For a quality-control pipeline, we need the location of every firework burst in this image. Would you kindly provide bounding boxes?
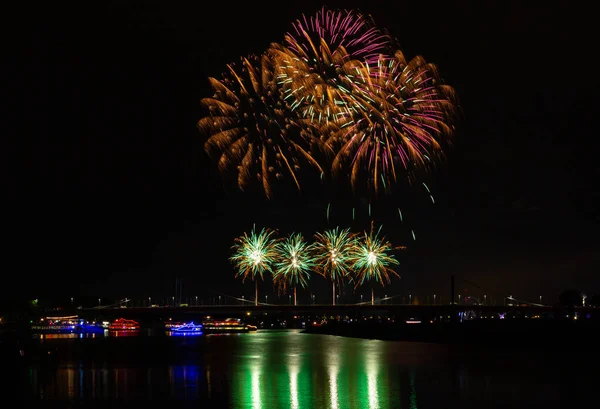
[328,50,459,195]
[312,226,358,304]
[286,6,392,67]
[230,225,279,305]
[269,7,393,145]
[198,53,324,199]
[199,8,459,201]
[273,233,314,305]
[351,222,403,304]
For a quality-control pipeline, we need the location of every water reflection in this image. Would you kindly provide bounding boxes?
[288,353,299,409]
[409,370,418,409]
[168,365,201,399]
[326,346,339,409]
[21,330,595,408]
[226,331,392,409]
[251,360,261,409]
[367,362,379,409]
[107,330,140,337]
[35,332,108,339]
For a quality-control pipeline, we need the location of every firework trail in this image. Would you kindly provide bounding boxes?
[273,233,314,305]
[230,225,279,305]
[312,226,358,304]
[198,53,324,199]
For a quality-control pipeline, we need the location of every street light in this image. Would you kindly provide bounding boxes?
[289,295,292,304]
[195,296,198,306]
[70,297,74,305]
[434,294,437,304]
[265,295,268,304]
[172,296,175,306]
[360,294,363,303]
[98,298,101,306]
[148,297,151,306]
[539,295,542,304]
[409,294,412,304]
[219,295,222,305]
[484,294,487,305]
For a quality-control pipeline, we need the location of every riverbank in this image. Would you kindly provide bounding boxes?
[302,319,599,347]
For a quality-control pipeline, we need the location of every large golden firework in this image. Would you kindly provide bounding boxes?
[198,53,324,199]
[198,8,458,199]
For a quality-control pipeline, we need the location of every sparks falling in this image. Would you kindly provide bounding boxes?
[273,233,314,305]
[351,222,403,304]
[230,225,279,305]
[312,226,358,305]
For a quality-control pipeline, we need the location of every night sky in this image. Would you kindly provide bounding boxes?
[8,1,598,305]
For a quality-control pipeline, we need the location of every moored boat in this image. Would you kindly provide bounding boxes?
[168,322,203,336]
[202,317,257,333]
[31,316,106,333]
[164,320,185,330]
[108,318,140,331]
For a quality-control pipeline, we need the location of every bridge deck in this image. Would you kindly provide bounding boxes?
[79,304,596,317]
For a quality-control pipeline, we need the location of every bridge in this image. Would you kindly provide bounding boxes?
[76,304,598,323]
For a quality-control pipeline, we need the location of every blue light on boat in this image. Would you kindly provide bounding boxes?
[169,322,203,336]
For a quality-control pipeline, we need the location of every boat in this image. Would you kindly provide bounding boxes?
[164,320,185,330]
[31,316,106,333]
[168,322,203,336]
[202,317,257,333]
[108,318,140,331]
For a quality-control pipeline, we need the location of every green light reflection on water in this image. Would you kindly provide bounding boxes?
[232,331,392,409]
[289,354,299,409]
[328,359,339,409]
[409,370,418,409]
[251,360,261,409]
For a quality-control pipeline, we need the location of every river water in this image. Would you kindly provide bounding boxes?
[12,329,596,408]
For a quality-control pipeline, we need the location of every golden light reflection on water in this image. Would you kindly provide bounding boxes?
[206,365,212,399]
[67,365,76,399]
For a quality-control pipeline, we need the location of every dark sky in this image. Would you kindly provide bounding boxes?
[8,0,599,305]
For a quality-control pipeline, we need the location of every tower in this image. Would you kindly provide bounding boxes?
[175,277,183,306]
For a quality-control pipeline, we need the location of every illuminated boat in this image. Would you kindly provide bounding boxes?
[168,322,203,336]
[108,318,140,331]
[202,317,257,333]
[164,321,185,330]
[31,316,106,333]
